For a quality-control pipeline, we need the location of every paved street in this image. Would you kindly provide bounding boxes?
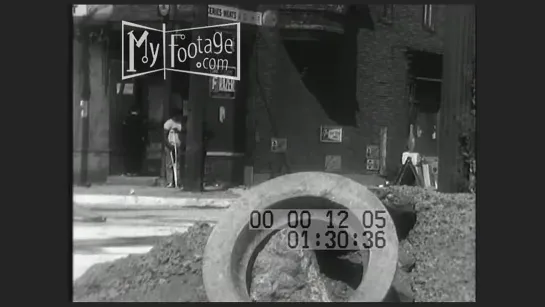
[73,207,227,281]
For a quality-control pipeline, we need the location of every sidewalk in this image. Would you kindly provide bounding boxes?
[73,185,245,209]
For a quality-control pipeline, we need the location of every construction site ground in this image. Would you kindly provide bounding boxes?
[73,206,226,281]
[73,185,475,302]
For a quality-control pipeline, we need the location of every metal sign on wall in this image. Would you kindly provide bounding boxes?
[271,138,288,153]
[366,159,380,171]
[210,66,236,99]
[366,145,380,159]
[366,145,380,172]
[320,126,343,143]
[325,155,342,171]
[208,4,262,25]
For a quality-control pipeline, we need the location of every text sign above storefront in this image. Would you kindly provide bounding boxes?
[208,4,262,25]
[210,66,236,99]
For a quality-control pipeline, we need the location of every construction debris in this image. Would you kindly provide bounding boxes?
[73,186,475,302]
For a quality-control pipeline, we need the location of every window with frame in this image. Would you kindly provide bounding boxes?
[423,4,435,31]
[380,4,394,25]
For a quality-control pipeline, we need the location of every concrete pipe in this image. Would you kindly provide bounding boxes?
[203,172,398,302]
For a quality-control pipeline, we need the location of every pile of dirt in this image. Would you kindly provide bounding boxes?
[381,186,476,302]
[73,223,212,302]
[73,186,475,302]
[251,230,415,302]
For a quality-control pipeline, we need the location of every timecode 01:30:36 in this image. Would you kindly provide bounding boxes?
[247,209,390,250]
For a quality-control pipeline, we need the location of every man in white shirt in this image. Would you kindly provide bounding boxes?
[163,109,185,188]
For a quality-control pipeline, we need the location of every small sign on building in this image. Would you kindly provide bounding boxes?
[116,82,134,95]
[320,126,343,143]
[366,159,380,172]
[271,138,287,153]
[366,145,380,159]
[123,83,134,95]
[208,4,262,25]
[325,155,342,171]
[210,67,236,99]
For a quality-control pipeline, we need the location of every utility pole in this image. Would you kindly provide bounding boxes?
[237,4,259,180]
[184,4,209,191]
[160,5,175,182]
[74,6,113,186]
[78,27,91,186]
[437,5,475,193]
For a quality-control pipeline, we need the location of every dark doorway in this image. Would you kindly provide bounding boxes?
[407,50,442,157]
[109,73,148,176]
[121,83,147,175]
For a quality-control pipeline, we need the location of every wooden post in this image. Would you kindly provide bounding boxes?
[160,5,176,183]
[184,4,209,191]
[79,28,91,186]
[437,5,475,193]
[379,127,388,177]
[237,4,259,187]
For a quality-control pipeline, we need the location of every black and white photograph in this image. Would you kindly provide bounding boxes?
[72,3,476,302]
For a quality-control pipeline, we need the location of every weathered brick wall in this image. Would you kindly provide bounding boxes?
[247,4,446,178]
[73,37,110,182]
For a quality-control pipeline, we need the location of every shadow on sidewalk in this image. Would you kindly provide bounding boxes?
[74,205,107,223]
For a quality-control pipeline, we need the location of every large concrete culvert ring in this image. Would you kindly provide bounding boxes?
[203,172,399,302]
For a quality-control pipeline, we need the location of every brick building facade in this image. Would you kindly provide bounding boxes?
[73,4,447,185]
[246,4,446,181]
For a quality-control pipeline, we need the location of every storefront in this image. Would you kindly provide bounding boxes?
[73,5,447,186]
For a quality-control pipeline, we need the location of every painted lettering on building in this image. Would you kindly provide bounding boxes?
[212,78,235,92]
[210,66,236,99]
[208,5,238,21]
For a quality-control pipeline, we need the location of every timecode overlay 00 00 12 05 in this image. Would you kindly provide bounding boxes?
[248,209,390,250]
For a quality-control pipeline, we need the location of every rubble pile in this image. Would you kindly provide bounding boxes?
[250,229,333,302]
[387,186,476,302]
[73,186,475,302]
[73,223,212,302]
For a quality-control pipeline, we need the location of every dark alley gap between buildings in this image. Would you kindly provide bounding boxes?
[407,50,442,157]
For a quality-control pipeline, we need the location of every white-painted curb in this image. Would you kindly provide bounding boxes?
[73,194,237,209]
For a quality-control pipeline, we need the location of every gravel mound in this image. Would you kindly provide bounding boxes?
[73,186,475,302]
[382,186,476,302]
[73,223,212,302]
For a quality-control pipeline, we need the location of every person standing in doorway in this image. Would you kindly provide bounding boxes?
[163,109,185,188]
